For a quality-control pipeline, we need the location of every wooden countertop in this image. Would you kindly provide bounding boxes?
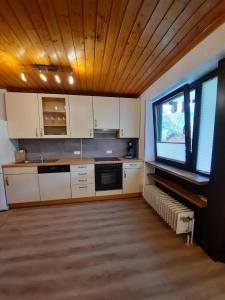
[2,157,143,168]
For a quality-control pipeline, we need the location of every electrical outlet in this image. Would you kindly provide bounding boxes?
[106,150,112,154]
[73,151,81,155]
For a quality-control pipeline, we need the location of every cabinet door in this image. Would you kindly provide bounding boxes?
[38,173,71,200]
[4,174,40,203]
[120,98,140,138]
[93,96,119,129]
[38,94,70,138]
[69,95,93,138]
[123,168,143,194]
[6,92,40,138]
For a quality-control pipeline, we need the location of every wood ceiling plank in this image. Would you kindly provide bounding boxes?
[126,0,223,95]
[68,0,87,91]
[0,0,39,66]
[21,0,60,90]
[52,0,84,92]
[9,0,49,65]
[0,0,50,89]
[105,0,158,93]
[97,0,129,92]
[118,0,191,94]
[0,0,223,95]
[83,0,98,92]
[103,0,143,92]
[113,0,174,93]
[92,0,113,92]
[37,0,70,91]
[137,11,225,95]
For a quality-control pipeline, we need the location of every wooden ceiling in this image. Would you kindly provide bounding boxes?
[0,0,225,97]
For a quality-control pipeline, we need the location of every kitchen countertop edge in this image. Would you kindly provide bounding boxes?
[2,158,143,168]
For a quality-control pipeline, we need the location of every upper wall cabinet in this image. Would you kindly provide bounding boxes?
[93,96,119,129]
[119,98,140,138]
[6,92,40,138]
[69,95,93,138]
[38,94,70,138]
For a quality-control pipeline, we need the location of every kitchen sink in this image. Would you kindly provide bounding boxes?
[16,159,59,164]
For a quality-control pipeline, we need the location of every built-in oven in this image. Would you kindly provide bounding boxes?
[95,163,122,191]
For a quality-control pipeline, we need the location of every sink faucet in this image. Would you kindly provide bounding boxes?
[39,153,44,163]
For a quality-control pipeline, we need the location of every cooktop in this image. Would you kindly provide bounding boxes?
[94,157,121,162]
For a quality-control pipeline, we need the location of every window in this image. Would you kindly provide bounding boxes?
[155,91,186,163]
[196,77,218,174]
[189,89,196,150]
[153,71,218,175]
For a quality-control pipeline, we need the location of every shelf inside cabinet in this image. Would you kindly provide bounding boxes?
[44,125,66,127]
[43,110,66,114]
[148,173,207,208]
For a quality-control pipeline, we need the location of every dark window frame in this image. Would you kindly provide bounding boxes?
[153,69,218,176]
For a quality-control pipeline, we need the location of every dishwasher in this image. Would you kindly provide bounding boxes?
[38,165,71,201]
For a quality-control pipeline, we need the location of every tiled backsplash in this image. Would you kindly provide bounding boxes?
[18,138,138,160]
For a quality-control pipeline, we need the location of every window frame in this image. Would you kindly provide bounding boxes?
[153,84,190,170]
[152,70,218,176]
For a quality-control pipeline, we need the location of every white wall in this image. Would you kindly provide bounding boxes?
[139,22,225,161]
[0,90,18,169]
[0,90,6,121]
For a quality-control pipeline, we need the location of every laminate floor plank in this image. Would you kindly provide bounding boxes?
[0,198,224,300]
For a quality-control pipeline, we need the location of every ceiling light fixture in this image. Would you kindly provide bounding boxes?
[68,73,74,85]
[20,72,27,82]
[54,74,61,84]
[20,66,27,82]
[40,72,47,82]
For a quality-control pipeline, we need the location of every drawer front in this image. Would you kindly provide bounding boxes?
[71,164,94,172]
[72,184,95,198]
[4,167,38,175]
[71,169,94,178]
[123,162,143,169]
[71,176,95,185]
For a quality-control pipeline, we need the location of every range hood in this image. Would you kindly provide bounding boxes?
[94,129,119,139]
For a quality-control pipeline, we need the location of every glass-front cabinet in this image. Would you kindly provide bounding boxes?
[38,94,70,138]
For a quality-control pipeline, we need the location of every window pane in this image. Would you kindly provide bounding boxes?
[155,92,186,163]
[197,77,218,174]
[190,89,196,150]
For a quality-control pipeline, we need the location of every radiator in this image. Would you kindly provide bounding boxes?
[144,185,195,244]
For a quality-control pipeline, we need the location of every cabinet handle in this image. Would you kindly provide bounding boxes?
[78,179,87,182]
[40,128,43,136]
[5,177,9,186]
[79,186,88,189]
[36,128,38,137]
[78,172,87,176]
[89,129,93,137]
[121,129,124,137]
[94,120,97,128]
[124,171,126,179]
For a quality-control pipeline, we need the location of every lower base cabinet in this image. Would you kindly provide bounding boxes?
[4,167,40,204]
[123,163,143,194]
[71,164,95,198]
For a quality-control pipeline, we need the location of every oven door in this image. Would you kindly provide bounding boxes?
[95,164,122,191]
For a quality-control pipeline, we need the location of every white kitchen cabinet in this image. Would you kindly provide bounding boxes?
[119,98,140,138]
[4,167,40,203]
[38,172,71,200]
[71,164,95,198]
[6,92,40,138]
[38,94,70,138]
[69,95,93,138]
[93,96,119,129]
[123,162,143,194]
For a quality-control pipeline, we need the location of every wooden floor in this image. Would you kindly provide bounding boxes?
[0,198,225,300]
